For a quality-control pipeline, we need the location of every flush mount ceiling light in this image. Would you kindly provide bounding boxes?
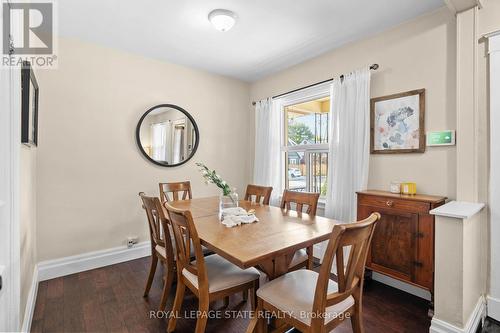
[208,9,236,32]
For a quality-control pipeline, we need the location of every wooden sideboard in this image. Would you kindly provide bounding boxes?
[357,190,446,299]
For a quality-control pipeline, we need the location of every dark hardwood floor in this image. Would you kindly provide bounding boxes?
[482,317,500,333]
[31,256,431,333]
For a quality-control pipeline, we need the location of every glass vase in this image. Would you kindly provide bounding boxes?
[219,190,239,213]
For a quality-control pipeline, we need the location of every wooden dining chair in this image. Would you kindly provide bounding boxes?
[159,181,192,202]
[280,189,321,270]
[244,184,273,205]
[159,181,212,258]
[164,202,261,333]
[139,192,175,311]
[249,213,380,333]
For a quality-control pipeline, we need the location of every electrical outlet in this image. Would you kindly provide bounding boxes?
[127,236,139,248]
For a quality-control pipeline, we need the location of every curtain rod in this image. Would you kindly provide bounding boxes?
[251,63,379,106]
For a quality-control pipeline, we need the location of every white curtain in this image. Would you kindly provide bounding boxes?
[172,126,184,164]
[151,122,168,162]
[325,66,371,223]
[253,98,283,205]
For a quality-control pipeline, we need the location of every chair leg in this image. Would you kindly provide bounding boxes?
[195,295,210,333]
[256,298,267,333]
[306,246,314,270]
[159,262,174,311]
[246,317,258,333]
[351,311,363,333]
[223,296,230,308]
[143,254,158,297]
[167,280,186,333]
[350,288,364,333]
[250,279,259,311]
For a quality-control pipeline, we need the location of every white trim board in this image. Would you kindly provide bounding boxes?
[21,266,38,333]
[372,272,431,301]
[429,201,485,219]
[38,241,151,281]
[487,295,500,322]
[488,32,500,326]
[430,296,485,333]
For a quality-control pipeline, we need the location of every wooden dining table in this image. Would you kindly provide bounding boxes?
[168,196,340,279]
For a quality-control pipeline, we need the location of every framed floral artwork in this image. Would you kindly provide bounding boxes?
[370,89,425,154]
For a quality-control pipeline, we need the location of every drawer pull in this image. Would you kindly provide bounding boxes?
[386,200,394,207]
[413,261,424,268]
[414,232,424,239]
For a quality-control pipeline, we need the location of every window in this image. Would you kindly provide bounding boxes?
[283,93,330,196]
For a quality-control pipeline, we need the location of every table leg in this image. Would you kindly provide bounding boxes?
[272,254,294,278]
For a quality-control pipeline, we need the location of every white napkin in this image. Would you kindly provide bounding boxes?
[221,208,259,227]
[221,207,247,216]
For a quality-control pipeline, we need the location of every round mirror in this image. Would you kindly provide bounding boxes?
[136,104,199,167]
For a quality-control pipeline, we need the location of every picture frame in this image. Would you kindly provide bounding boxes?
[21,61,39,146]
[370,89,425,154]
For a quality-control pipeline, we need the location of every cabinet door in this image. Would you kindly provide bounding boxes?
[363,206,418,282]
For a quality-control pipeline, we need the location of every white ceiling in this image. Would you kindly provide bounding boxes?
[58,0,444,82]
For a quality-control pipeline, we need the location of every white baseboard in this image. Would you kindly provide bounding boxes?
[487,295,500,321]
[372,272,431,301]
[38,241,151,281]
[21,265,38,333]
[430,296,486,333]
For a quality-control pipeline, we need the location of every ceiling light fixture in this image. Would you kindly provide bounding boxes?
[208,9,236,32]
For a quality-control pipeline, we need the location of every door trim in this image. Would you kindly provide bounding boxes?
[0,1,22,329]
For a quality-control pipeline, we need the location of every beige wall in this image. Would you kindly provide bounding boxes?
[20,145,37,323]
[250,7,457,200]
[36,38,251,261]
[478,0,500,35]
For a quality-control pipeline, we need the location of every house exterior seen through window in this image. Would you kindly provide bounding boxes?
[284,96,330,196]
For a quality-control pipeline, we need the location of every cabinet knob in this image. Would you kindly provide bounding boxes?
[413,261,424,268]
[386,200,394,207]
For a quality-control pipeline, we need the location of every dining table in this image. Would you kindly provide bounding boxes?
[167,196,341,279]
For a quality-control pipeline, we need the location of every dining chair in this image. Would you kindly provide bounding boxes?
[139,192,175,311]
[250,212,380,333]
[280,189,320,270]
[160,182,213,260]
[164,202,261,333]
[159,181,192,202]
[244,184,273,205]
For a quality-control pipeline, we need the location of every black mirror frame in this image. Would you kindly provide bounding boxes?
[135,104,200,167]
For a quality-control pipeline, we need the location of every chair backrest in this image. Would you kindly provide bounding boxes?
[244,184,273,205]
[163,202,209,291]
[280,190,320,216]
[311,213,380,324]
[159,181,192,202]
[139,192,174,259]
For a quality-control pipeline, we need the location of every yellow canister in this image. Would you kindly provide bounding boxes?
[401,182,417,195]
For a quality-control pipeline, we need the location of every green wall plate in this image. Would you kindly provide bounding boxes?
[426,130,455,146]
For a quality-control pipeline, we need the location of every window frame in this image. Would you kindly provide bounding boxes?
[275,82,332,196]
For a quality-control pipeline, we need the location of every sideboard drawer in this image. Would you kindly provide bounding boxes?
[358,194,430,213]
